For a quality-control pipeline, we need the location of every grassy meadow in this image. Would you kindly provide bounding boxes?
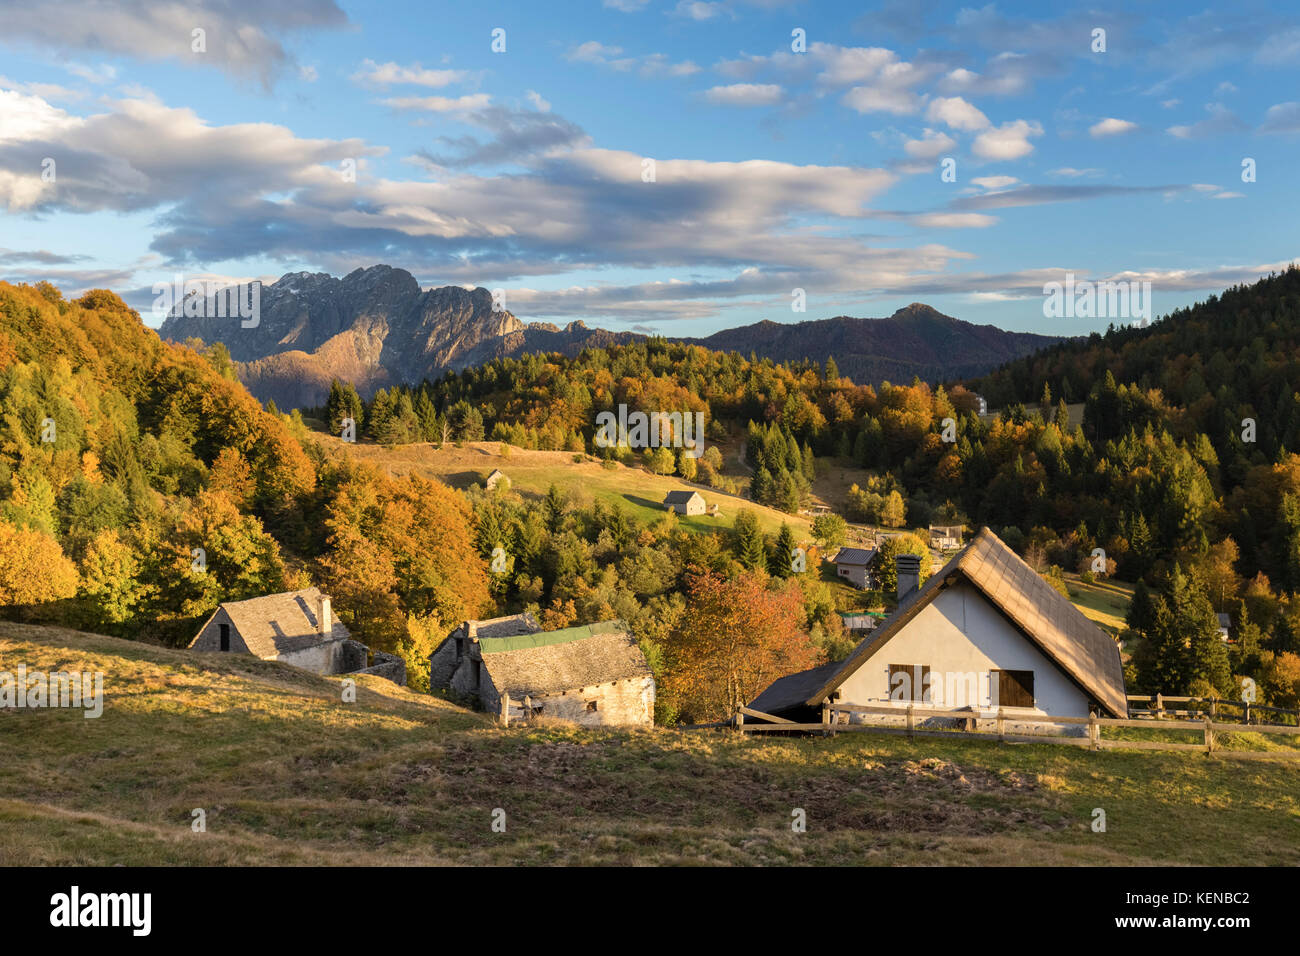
[4,624,1298,867]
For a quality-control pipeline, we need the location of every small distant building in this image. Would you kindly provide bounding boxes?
[929,524,965,550]
[485,468,506,490]
[976,394,988,416]
[1216,613,1232,642]
[832,547,878,590]
[429,615,653,726]
[188,587,405,685]
[840,612,878,632]
[663,489,706,515]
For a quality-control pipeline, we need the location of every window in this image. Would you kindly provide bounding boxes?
[219,621,230,652]
[991,670,1034,708]
[585,700,598,713]
[888,664,930,703]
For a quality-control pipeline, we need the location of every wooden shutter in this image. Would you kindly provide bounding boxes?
[889,664,930,702]
[992,670,1034,708]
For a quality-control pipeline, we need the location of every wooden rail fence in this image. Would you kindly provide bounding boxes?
[728,700,1300,760]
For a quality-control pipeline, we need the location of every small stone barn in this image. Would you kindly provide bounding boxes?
[749,528,1126,725]
[485,468,506,490]
[189,587,405,685]
[663,489,705,515]
[430,617,654,726]
[831,547,877,589]
[929,524,965,550]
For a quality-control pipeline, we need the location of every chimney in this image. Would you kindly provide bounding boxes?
[896,554,921,603]
[318,594,332,636]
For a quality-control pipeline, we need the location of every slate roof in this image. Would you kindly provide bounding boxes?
[751,527,1127,718]
[473,612,541,639]
[478,620,651,698]
[194,587,349,658]
[663,489,703,504]
[833,547,877,566]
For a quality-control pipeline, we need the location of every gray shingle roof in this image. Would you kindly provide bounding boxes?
[478,620,651,698]
[833,547,876,566]
[201,587,349,658]
[663,490,702,504]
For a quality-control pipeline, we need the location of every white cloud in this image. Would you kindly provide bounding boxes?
[703,83,783,107]
[971,119,1043,160]
[383,94,493,113]
[903,129,957,160]
[971,175,1018,190]
[351,60,467,88]
[526,90,551,113]
[1089,117,1138,138]
[1260,101,1300,134]
[926,96,991,131]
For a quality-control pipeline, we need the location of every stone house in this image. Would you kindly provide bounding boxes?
[188,587,405,685]
[429,616,654,726]
[831,547,877,589]
[749,528,1126,727]
[485,468,507,490]
[663,489,705,515]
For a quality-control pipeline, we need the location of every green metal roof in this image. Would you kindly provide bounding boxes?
[478,619,628,654]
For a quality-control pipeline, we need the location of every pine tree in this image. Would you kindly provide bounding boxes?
[770,522,797,577]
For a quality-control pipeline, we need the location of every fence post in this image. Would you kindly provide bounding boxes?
[996,707,1005,742]
[500,692,510,727]
[822,698,831,737]
[523,695,532,723]
[1209,698,1217,720]
[1204,715,1215,755]
[1155,692,1163,719]
[1088,710,1098,751]
[1243,700,1251,725]
[735,708,744,733]
[906,703,915,740]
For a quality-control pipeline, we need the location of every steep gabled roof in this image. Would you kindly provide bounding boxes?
[478,620,651,698]
[767,528,1126,717]
[663,489,703,504]
[193,587,349,658]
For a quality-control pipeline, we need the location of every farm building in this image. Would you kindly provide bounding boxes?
[485,468,507,490]
[429,616,654,726]
[749,527,1126,725]
[663,489,706,515]
[831,547,877,589]
[188,588,406,684]
[929,524,964,550]
[1217,613,1232,642]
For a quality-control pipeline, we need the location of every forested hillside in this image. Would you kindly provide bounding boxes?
[324,268,1300,706]
[0,281,490,679]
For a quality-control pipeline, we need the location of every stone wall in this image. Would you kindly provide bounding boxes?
[356,651,406,686]
[488,675,654,727]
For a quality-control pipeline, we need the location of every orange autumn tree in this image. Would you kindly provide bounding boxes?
[663,566,820,723]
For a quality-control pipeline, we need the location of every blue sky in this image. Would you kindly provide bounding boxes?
[0,0,1297,336]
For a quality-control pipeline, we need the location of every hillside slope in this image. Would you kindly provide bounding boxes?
[3,623,1298,866]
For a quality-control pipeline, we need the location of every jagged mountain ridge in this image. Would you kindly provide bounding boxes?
[159,265,1065,408]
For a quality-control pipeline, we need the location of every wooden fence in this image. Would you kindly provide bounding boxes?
[728,700,1300,760]
[1125,693,1298,725]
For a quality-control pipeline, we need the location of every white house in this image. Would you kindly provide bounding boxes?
[748,528,1127,726]
[831,547,877,589]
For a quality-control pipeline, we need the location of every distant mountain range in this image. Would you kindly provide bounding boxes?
[159,265,1066,408]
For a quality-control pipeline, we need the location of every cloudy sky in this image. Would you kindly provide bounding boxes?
[0,0,1296,336]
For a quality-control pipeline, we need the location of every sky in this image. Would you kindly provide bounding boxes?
[0,0,1297,337]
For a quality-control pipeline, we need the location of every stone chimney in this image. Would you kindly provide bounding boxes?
[318,594,332,636]
[896,554,921,603]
